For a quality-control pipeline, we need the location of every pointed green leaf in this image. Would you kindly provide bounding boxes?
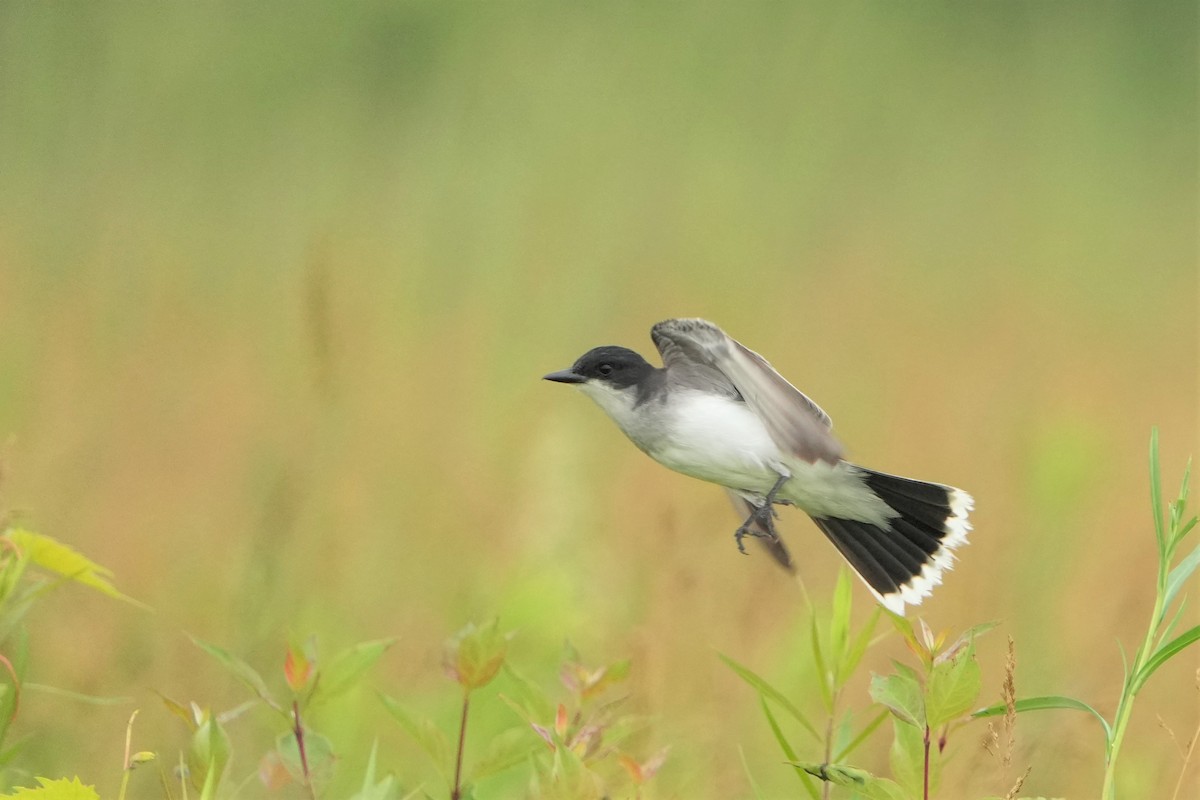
[468,726,537,782]
[0,777,101,799]
[972,695,1111,739]
[869,671,925,728]
[718,652,821,741]
[889,716,927,797]
[809,614,833,710]
[499,663,554,723]
[830,569,852,669]
[737,745,768,800]
[188,716,231,793]
[310,638,397,707]
[188,635,278,708]
[838,607,881,686]
[1162,542,1200,619]
[348,740,397,800]
[4,529,146,608]
[833,708,890,762]
[378,692,452,779]
[759,698,821,800]
[1135,624,1200,692]
[1156,596,1189,653]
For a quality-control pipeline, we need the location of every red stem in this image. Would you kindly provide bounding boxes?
[451,692,470,800]
[923,724,931,800]
[293,700,317,800]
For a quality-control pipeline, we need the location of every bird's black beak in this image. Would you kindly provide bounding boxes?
[543,368,586,384]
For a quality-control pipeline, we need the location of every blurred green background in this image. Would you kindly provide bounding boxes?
[0,2,1196,797]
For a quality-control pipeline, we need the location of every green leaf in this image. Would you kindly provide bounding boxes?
[792,762,910,800]
[444,620,511,691]
[973,695,1111,740]
[378,692,452,779]
[1162,542,1200,619]
[718,652,821,741]
[926,646,981,728]
[0,778,101,799]
[829,569,852,672]
[188,635,278,708]
[188,716,231,793]
[348,740,397,800]
[869,671,925,728]
[277,727,336,783]
[4,529,146,608]
[809,614,833,710]
[833,708,890,762]
[468,726,537,782]
[839,607,881,686]
[1171,514,1197,550]
[760,699,821,800]
[889,717,927,798]
[737,745,767,800]
[310,638,397,707]
[1135,624,1200,692]
[499,663,554,723]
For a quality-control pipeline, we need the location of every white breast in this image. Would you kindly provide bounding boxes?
[576,382,890,524]
[650,392,783,490]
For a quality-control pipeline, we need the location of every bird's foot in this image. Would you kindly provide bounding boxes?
[734,502,779,554]
[733,473,790,555]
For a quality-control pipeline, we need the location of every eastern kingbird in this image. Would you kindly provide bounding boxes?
[543,318,972,615]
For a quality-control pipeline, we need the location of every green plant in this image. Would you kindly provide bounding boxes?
[0,526,142,775]
[173,633,397,798]
[383,621,665,800]
[723,568,890,800]
[975,428,1200,798]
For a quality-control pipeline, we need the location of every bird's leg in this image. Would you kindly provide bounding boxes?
[733,472,791,554]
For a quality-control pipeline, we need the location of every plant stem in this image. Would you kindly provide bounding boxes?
[292,700,318,800]
[1102,436,1179,800]
[451,691,471,800]
[923,724,931,800]
[1101,587,1165,799]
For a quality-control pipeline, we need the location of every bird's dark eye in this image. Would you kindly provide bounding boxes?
[597,363,614,376]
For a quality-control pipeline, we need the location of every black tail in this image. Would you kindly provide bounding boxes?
[810,468,972,615]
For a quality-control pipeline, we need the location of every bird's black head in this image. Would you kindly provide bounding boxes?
[543,345,654,389]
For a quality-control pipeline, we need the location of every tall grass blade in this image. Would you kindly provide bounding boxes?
[973,695,1112,740]
[1134,624,1200,692]
[737,745,767,800]
[1163,542,1200,617]
[833,708,889,762]
[187,635,277,708]
[718,653,821,741]
[809,615,833,710]
[759,697,821,800]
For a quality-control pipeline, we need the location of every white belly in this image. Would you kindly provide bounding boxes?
[650,392,782,490]
[646,392,893,524]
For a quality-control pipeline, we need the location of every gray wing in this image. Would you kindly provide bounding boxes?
[651,318,843,464]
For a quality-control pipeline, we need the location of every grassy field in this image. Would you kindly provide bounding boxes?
[0,3,1196,798]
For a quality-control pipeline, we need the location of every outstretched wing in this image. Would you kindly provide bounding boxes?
[651,318,843,464]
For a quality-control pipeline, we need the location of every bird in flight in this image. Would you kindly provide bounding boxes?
[544,318,972,615]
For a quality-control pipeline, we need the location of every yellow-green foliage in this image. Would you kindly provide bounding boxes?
[0,778,99,800]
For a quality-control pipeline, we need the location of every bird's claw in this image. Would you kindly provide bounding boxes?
[733,503,778,554]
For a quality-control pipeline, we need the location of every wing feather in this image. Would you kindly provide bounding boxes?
[651,318,843,464]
